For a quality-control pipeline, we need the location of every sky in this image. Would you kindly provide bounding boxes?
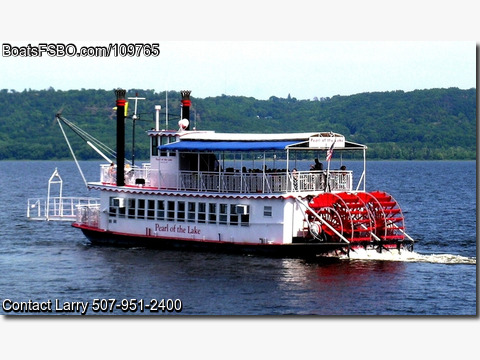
[1,41,476,100]
[1,1,477,100]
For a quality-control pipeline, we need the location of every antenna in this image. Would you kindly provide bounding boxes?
[165,90,168,129]
[127,93,146,167]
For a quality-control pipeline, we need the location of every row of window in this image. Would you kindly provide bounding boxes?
[151,135,178,156]
[108,198,273,226]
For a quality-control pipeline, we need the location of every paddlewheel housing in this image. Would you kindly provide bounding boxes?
[305,191,405,248]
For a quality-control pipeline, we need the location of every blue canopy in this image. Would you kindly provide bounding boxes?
[158,140,300,152]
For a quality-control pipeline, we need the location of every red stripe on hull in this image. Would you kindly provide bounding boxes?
[72,224,352,257]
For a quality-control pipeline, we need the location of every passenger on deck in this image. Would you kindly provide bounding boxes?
[313,159,323,171]
[108,162,116,183]
[310,160,325,190]
[125,164,133,184]
[338,165,348,189]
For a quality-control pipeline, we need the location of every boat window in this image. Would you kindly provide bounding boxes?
[151,136,158,156]
[137,199,145,219]
[159,135,178,156]
[263,206,272,217]
[188,202,196,223]
[240,213,250,227]
[208,203,216,224]
[147,200,155,220]
[127,198,136,219]
[167,201,175,221]
[118,206,126,218]
[219,204,228,225]
[109,197,117,217]
[238,205,250,227]
[177,201,185,222]
[159,136,167,156]
[198,202,206,223]
[156,200,165,220]
[229,204,239,225]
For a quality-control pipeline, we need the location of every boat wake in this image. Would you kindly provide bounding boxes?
[340,248,476,265]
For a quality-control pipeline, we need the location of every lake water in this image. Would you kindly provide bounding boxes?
[0,160,476,316]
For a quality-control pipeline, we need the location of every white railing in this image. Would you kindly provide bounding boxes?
[75,204,100,228]
[27,197,100,221]
[100,163,152,187]
[178,170,352,194]
[326,171,353,192]
[97,163,352,194]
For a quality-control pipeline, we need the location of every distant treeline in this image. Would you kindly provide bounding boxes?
[0,87,476,160]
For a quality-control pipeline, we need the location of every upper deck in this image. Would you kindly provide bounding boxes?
[94,130,367,195]
[98,164,353,194]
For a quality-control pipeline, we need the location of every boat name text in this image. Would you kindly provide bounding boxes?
[155,223,201,235]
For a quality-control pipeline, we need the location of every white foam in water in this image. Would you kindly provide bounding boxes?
[340,248,476,265]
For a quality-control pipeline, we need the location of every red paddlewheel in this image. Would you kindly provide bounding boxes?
[336,192,374,242]
[307,192,373,243]
[358,191,405,244]
[307,193,344,240]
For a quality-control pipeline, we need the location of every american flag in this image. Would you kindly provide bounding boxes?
[326,139,336,162]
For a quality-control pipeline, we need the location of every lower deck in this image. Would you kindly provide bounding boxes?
[74,184,415,254]
[76,188,306,246]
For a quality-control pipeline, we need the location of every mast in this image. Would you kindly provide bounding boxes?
[166,90,168,129]
[127,93,146,167]
[115,89,126,186]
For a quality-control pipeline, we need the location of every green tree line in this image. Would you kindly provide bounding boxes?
[0,87,476,160]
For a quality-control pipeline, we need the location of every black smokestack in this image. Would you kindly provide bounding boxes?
[181,90,191,130]
[115,89,127,186]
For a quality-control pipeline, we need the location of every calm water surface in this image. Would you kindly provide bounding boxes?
[0,160,476,315]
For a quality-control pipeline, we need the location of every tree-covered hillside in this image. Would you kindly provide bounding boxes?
[0,87,476,160]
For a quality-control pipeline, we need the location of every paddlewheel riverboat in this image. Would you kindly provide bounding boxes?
[28,89,415,257]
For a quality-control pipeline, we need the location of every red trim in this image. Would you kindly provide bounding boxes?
[124,184,158,190]
[181,100,191,107]
[100,183,157,190]
[116,99,127,107]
